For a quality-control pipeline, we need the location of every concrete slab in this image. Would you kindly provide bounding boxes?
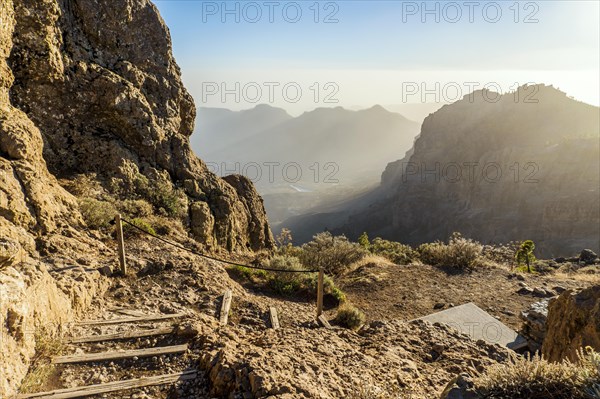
[417,302,528,350]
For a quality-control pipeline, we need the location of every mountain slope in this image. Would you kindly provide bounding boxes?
[288,85,600,256]
[191,105,421,191]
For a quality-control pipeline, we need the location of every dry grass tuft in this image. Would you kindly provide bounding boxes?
[472,348,600,399]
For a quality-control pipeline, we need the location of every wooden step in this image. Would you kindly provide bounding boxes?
[52,344,188,364]
[17,370,197,399]
[66,326,176,344]
[77,313,186,326]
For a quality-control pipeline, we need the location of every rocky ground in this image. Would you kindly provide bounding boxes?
[338,259,598,331]
[13,233,598,398]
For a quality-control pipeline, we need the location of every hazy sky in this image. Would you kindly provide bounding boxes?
[154,0,600,115]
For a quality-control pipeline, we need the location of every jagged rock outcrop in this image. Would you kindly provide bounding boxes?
[520,299,549,352]
[542,285,600,362]
[338,86,600,257]
[6,0,273,253]
[1,0,272,395]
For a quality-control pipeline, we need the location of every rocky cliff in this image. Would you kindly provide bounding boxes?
[339,85,600,257]
[4,0,273,254]
[1,0,272,394]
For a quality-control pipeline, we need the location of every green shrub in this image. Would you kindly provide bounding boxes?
[300,232,367,276]
[79,198,117,230]
[150,180,186,218]
[418,233,483,270]
[123,218,156,238]
[275,228,294,255]
[266,254,346,302]
[267,255,309,295]
[358,232,370,249]
[335,303,365,330]
[482,241,520,266]
[515,240,536,273]
[473,348,600,399]
[120,199,153,218]
[369,238,418,265]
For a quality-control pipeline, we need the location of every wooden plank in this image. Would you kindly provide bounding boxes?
[220,290,233,326]
[77,313,186,326]
[66,326,176,344]
[17,370,197,399]
[269,307,280,329]
[317,315,332,329]
[111,308,148,317]
[52,344,188,364]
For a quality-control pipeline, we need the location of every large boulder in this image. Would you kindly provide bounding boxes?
[542,285,600,362]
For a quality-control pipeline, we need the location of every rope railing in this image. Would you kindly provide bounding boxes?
[115,215,326,317]
[120,217,320,273]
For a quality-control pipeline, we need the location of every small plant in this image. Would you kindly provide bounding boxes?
[358,232,370,249]
[120,199,153,218]
[123,218,156,238]
[79,198,117,230]
[150,179,186,218]
[515,240,536,273]
[418,233,483,270]
[369,237,418,265]
[267,255,309,295]
[300,232,367,276]
[275,228,294,254]
[335,303,366,329]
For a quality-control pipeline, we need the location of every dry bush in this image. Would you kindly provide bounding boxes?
[335,303,365,329]
[262,255,346,302]
[120,199,153,218]
[19,327,65,393]
[369,237,418,265]
[473,349,600,399]
[300,232,367,276]
[418,232,484,270]
[482,241,520,267]
[79,197,117,229]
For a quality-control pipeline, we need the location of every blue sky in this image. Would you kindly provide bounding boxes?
[154,1,600,114]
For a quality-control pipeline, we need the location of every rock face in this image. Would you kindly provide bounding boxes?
[338,86,600,257]
[1,0,271,394]
[520,299,549,352]
[542,285,600,362]
[5,0,273,253]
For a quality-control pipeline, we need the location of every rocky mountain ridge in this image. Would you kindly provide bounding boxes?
[288,85,599,256]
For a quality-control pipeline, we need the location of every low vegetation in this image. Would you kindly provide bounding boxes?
[18,327,64,394]
[78,197,117,230]
[515,240,537,273]
[473,348,600,399]
[368,237,419,265]
[335,303,366,329]
[299,232,368,276]
[418,232,484,270]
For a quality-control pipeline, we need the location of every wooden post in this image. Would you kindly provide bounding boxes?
[220,290,233,326]
[317,267,324,317]
[115,214,127,275]
[269,307,280,329]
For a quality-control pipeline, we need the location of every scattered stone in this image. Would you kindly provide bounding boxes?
[579,249,598,265]
[434,303,445,310]
[98,265,113,277]
[520,299,549,352]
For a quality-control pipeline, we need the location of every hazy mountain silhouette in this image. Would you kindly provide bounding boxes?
[190,104,420,224]
[283,85,600,256]
[192,104,420,190]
